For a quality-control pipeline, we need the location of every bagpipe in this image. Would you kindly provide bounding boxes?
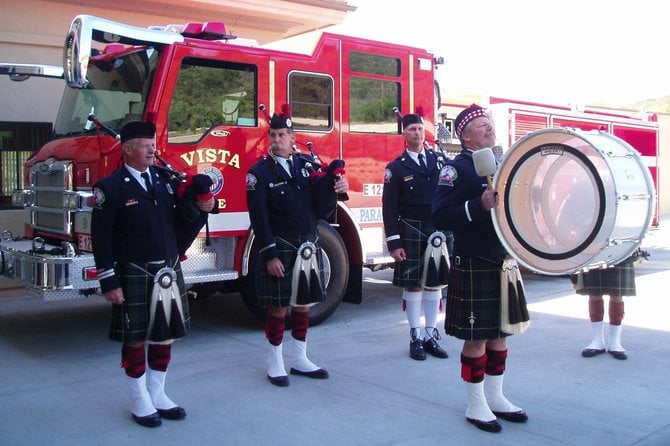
[154,154,218,259]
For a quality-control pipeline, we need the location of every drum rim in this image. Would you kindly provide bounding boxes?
[502,142,606,261]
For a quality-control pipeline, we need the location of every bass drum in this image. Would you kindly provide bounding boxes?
[492,128,656,275]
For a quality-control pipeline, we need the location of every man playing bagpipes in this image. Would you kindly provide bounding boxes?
[245,108,349,387]
[91,121,216,427]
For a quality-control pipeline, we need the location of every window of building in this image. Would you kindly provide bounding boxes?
[0,122,51,208]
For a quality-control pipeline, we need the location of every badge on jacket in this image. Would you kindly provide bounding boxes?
[246,173,257,191]
[92,187,105,209]
[438,165,458,187]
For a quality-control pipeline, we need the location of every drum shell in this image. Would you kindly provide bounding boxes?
[492,128,655,275]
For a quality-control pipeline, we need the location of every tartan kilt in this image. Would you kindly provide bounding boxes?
[256,233,326,309]
[109,260,190,343]
[445,257,509,341]
[393,218,435,288]
[574,258,636,297]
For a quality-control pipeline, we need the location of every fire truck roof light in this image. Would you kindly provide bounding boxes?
[181,22,236,41]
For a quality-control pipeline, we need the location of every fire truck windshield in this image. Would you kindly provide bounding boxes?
[54,47,159,137]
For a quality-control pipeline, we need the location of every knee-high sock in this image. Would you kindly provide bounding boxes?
[484,349,522,413]
[608,300,625,351]
[291,309,310,342]
[586,299,606,350]
[122,343,146,378]
[422,289,442,339]
[265,313,285,346]
[461,353,494,422]
[147,344,171,372]
[403,290,422,334]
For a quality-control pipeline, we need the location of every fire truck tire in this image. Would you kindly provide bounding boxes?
[241,221,349,326]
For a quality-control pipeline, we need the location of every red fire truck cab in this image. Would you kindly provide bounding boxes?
[0,15,443,324]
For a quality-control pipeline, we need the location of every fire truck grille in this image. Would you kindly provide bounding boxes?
[34,190,64,208]
[29,160,74,235]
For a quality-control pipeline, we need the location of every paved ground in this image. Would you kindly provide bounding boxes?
[0,220,669,445]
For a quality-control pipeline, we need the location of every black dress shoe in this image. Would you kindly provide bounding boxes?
[132,412,162,428]
[466,417,502,433]
[157,406,187,420]
[608,350,628,360]
[268,374,290,387]
[493,410,528,423]
[581,348,606,358]
[290,367,329,379]
[423,337,448,358]
[409,339,426,360]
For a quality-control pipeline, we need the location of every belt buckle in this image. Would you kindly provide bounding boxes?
[454,256,461,265]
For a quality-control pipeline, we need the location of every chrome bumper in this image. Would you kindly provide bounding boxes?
[0,237,99,301]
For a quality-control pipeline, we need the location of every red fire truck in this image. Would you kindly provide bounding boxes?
[440,97,660,225]
[491,97,659,226]
[0,15,443,324]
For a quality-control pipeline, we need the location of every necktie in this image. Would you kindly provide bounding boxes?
[286,158,294,177]
[418,153,427,171]
[141,172,157,206]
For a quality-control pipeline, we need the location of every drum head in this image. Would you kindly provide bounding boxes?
[492,128,654,275]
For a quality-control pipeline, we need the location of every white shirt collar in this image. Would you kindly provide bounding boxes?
[125,164,151,189]
[405,148,426,164]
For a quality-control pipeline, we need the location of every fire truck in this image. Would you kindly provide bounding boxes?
[0,15,443,324]
[440,97,660,225]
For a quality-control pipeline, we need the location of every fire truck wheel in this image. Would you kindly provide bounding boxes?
[242,221,349,326]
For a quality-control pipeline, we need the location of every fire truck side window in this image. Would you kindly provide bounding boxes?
[348,52,401,134]
[168,58,257,144]
[288,73,333,131]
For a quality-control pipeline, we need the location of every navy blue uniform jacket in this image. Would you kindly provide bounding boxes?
[382,149,444,252]
[91,165,207,293]
[431,149,506,262]
[246,154,338,262]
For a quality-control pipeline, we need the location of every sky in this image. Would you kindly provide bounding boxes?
[327,0,666,108]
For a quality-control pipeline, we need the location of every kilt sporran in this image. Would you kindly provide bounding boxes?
[419,231,450,290]
[500,258,530,335]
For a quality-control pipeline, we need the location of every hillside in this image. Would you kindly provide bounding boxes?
[626,95,670,114]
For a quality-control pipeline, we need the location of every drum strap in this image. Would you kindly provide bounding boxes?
[500,258,530,335]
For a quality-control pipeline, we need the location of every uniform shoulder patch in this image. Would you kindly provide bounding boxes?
[246,173,258,191]
[93,187,105,209]
[438,165,458,187]
[384,168,392,184]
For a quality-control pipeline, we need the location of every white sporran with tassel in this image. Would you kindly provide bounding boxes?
[419,231,450,290]
[500,258,530,335]
[147,266,186,343]
[289,241,323,307]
